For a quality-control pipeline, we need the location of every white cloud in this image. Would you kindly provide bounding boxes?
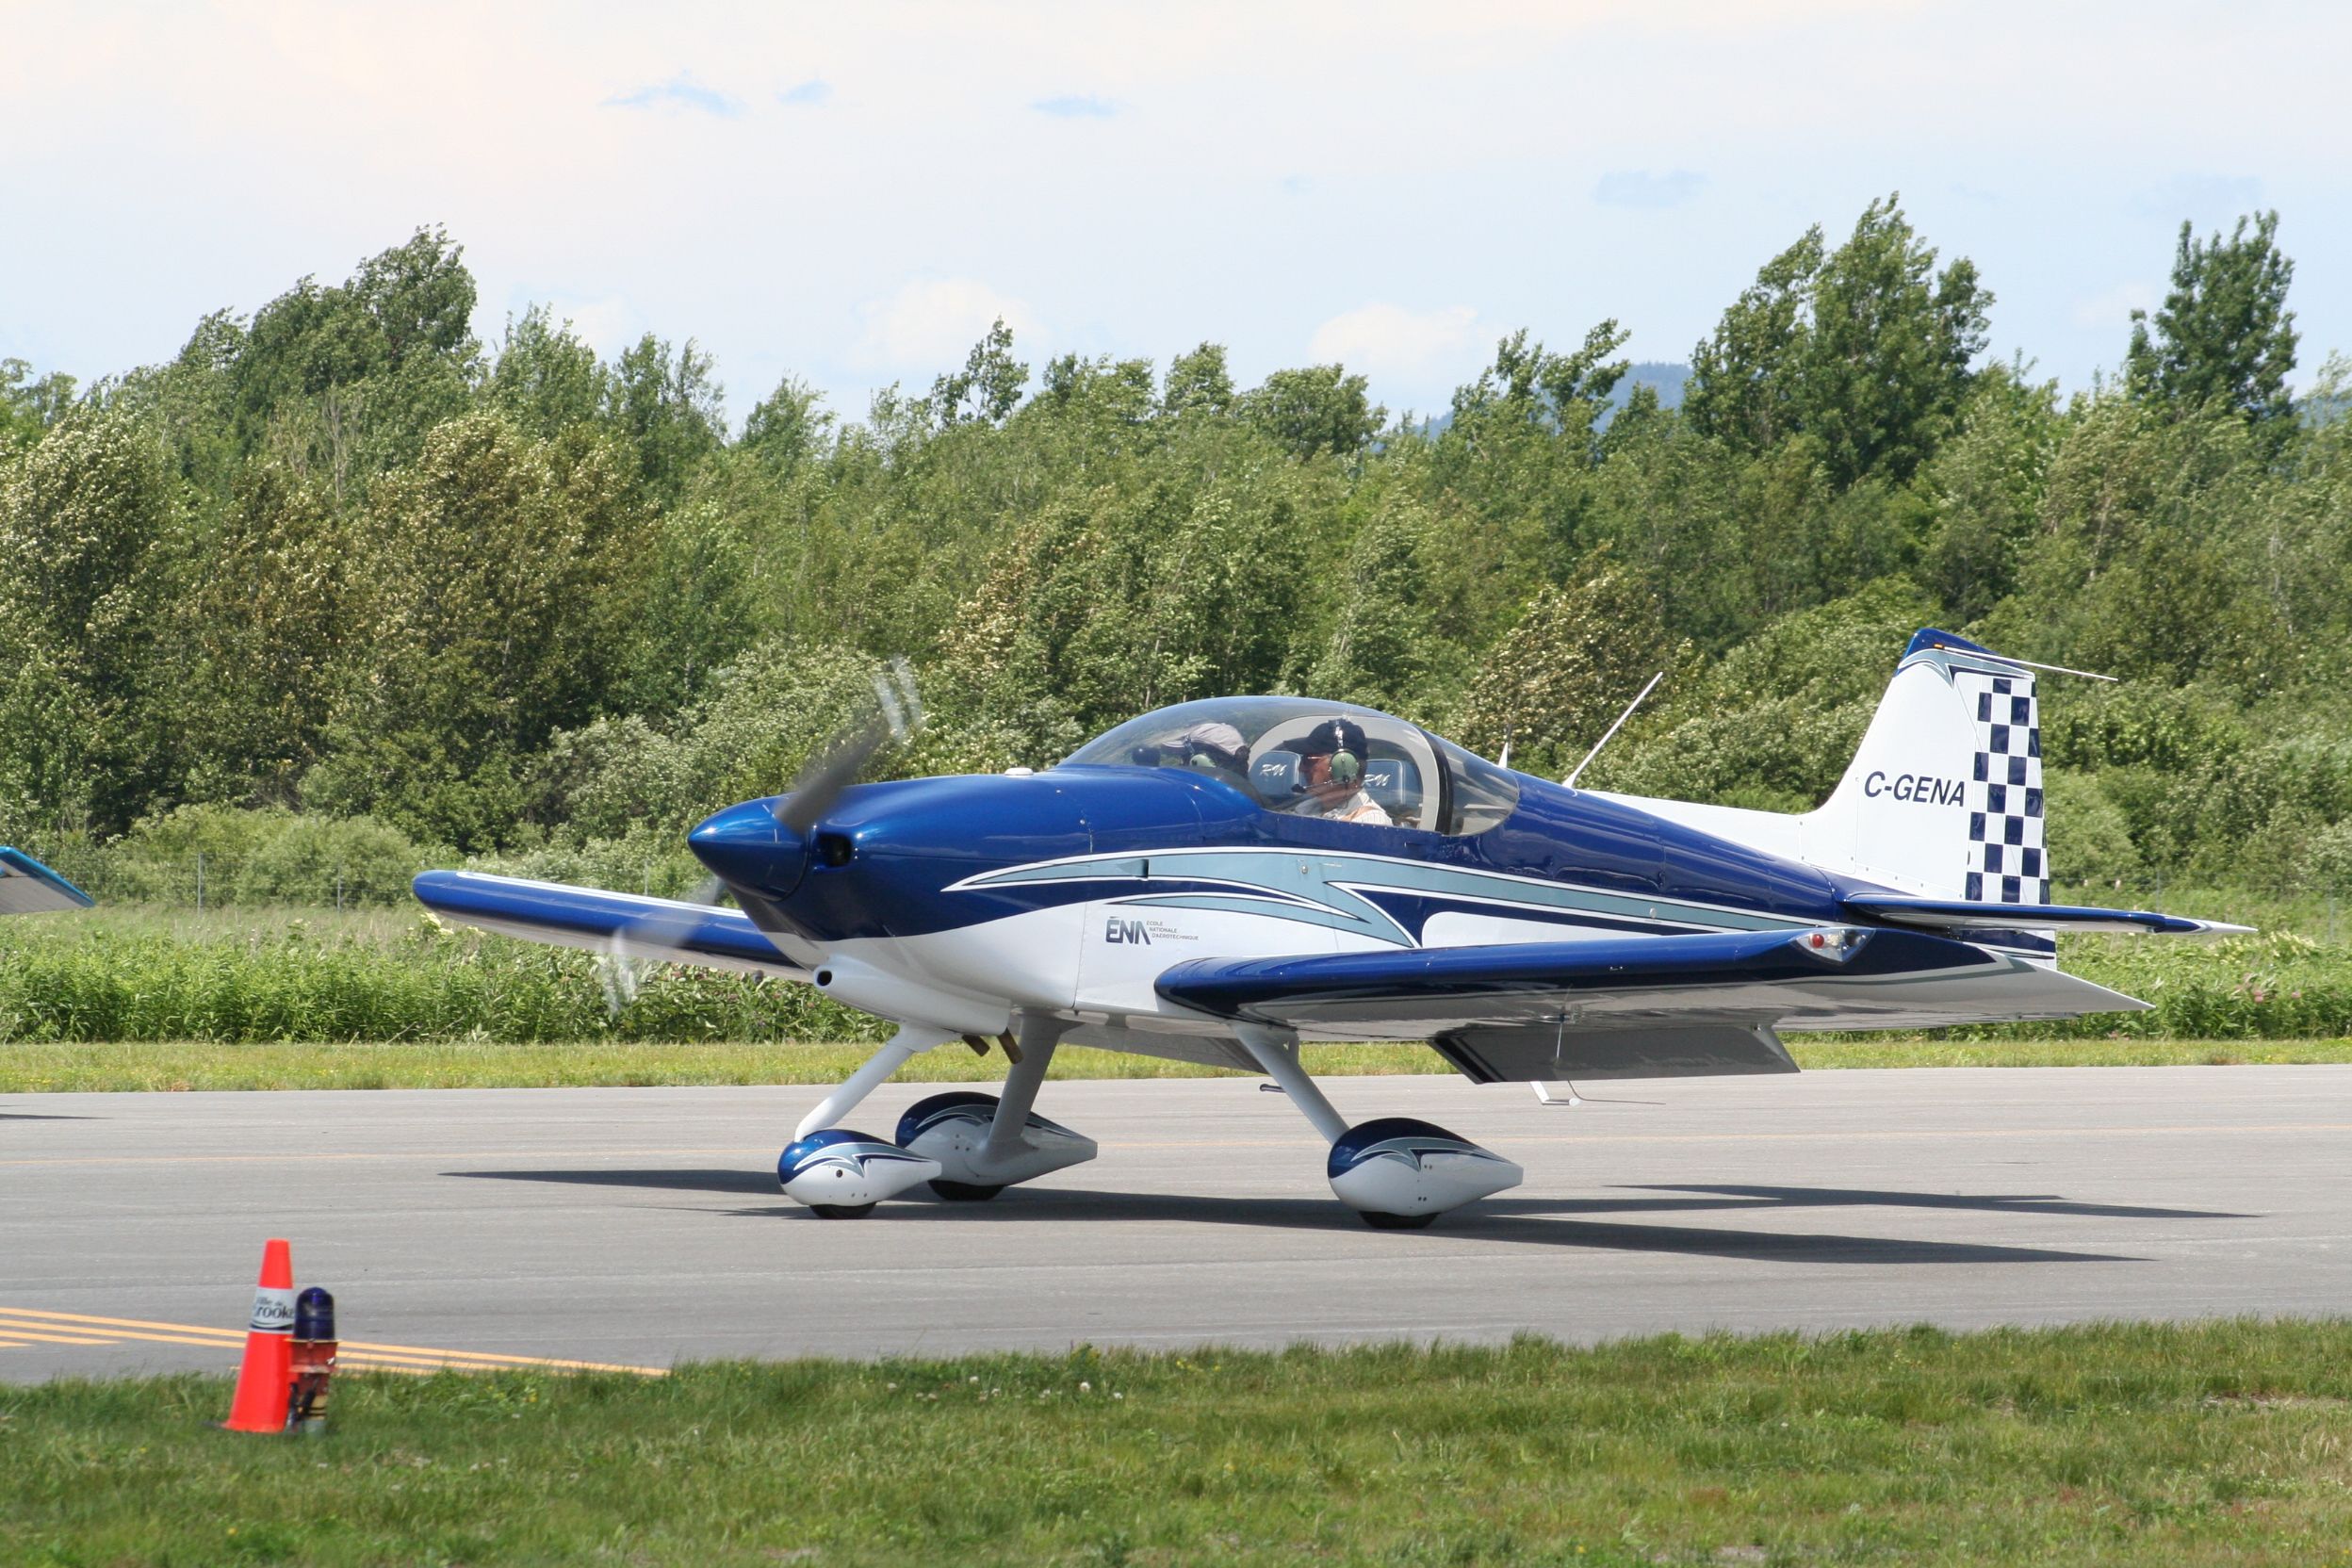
[2071,282,2159,330]
[2130,173,2263,222]
[854,279,1042,372]
[1033,94,1118,118]
[1308,303,1481,379]
[5,3,2352,417]
[1594,170,1707,209]
[603,74,741,117]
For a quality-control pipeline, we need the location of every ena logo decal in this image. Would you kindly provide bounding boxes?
[1104,917,1152,944]
[1863,771,1964,806]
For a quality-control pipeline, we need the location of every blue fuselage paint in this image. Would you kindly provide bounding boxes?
[690,763,1868,952]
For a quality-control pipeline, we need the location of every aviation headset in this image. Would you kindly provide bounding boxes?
[1303,718,1364,787]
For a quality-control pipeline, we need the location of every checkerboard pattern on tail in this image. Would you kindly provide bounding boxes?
[1955,671,2047,905]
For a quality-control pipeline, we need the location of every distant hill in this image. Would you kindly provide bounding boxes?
[1618,361,1690,411]
[1410,361,1689,437]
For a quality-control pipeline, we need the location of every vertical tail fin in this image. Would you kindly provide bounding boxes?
[1799,630,2048,905]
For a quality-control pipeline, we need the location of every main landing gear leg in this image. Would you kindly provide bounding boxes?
[982,1012,1070,1164]
[901,1012,1096,1200]
[793,1023,951,1142]
[776,1023,954,1217]
[1236,1023,1522,1231]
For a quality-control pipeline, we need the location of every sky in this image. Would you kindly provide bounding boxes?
[6,1,2347,429]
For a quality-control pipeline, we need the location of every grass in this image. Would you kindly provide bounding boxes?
[7,1036,2352,1093]
[5,902,2351,1089]
[5,1323,2351,1565]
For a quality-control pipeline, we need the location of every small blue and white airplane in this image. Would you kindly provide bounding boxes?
[0,847,93,916]
[416,629,2246,1228]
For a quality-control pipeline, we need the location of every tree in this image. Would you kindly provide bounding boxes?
[932,318,1029,426]
[226,227,482,497]
[487,307,609,439]
[1918,361,2061,623]
[2126,210,2298,449]
[1447,558,1678,776]
[2,359,78,450]
[1685,195,1991,487]
[1300,493,1435,710]
[1682,228,1823,457]
[1242,365,1383,460]
[308,414,652,845]
[741,375,833,475]
[619,500,760,714]
[1431,322,1632,564]
[175,460,353,806]
[1162,343,1235,417]
[608,333,725,503]
[0,411,177,831]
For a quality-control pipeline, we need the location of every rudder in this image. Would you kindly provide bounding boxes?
[1798,630,2049,905]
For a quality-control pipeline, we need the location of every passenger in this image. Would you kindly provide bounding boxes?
[1173,721,1248,780]
[1131,721,1249,783]
[1292,718,1394,826]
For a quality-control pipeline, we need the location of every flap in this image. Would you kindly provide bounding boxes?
[1155,924,2146,1048]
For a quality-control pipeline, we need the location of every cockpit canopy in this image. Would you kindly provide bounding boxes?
[1061,696,1520,835]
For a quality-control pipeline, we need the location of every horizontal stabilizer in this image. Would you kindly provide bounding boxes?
[0,847,94,915]
[412,871,805,977]
[1844,894,2252,937]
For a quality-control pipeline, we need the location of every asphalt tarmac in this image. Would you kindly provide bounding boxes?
[4,1066,2346,1380]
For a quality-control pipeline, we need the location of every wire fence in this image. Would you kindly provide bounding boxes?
[18,843,2346,946]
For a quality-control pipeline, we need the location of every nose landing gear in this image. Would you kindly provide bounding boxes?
[778,1014,1089,1216]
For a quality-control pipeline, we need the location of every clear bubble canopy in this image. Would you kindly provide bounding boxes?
[1061,696,1519,835]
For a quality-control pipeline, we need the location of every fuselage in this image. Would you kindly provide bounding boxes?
[689,760,1872,1037]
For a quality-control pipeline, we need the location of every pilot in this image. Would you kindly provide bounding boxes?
[1293,718,1393,826]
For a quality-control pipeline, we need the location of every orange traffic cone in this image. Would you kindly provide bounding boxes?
[222,1238,298,1433]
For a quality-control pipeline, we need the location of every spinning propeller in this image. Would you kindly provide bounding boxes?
[596,659,923,1016]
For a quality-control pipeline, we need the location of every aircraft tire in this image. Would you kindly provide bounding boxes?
[808,1201,878,1219]
[1358,1209,1439,1231]
[928,1179,1006,1202]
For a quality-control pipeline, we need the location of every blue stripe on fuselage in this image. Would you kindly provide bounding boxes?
[758,764,1881,949]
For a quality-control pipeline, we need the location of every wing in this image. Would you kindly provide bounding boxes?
[411,871,806,978]
[1841,894,2251,936]
[0,847,94,915]
[1155,926,2146,1082]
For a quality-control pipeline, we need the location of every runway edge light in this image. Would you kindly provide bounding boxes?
[222,1238,297,1433]
[289,1287,337,1435]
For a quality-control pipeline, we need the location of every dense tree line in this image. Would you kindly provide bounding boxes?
[4,199,2348,900]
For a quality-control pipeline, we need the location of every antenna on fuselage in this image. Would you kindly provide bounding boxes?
[1562,670,1663,789]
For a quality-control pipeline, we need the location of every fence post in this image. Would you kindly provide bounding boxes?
[336,873,344,914]
[196,851,204,912]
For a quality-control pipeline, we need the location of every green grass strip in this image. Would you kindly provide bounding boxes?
[6,1037,2352,1093]
[5,1322,2350,1565]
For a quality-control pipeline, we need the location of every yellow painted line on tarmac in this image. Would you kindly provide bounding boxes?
[0,1308,664,1376]
[0,1146,773,1168]
[0,1327,115,1345]
[1108,1121,2352,1151]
